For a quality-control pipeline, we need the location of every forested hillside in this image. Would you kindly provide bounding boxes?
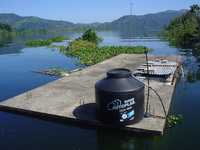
[164,5,200,55]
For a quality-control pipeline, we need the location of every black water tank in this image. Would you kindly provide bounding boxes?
[95,68,145,125]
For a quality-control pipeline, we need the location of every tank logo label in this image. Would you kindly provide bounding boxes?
[107,98,135,111]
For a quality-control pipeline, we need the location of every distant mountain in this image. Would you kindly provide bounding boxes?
[0,13,22,25]
[95,10,186,36]
[0,10,186,36]
[0,13,75,31]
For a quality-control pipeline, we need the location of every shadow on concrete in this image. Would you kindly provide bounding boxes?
[73,103,97,121]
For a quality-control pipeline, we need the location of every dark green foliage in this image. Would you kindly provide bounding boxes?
[190,4,200,15]
[81,29,102,45]
[0,23,13,32]
[164,4,200,55]
[67,29,100,51]
[26,36,66,47]
[62,46,149,65]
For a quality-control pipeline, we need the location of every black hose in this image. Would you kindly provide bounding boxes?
[148,86,167,118]
[134,49,167,118]
[132,73,167,118]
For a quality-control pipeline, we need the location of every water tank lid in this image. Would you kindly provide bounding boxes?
[107,68,131,78]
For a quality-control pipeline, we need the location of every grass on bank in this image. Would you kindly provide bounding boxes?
[26,36,67,47]
[61,45,149,65]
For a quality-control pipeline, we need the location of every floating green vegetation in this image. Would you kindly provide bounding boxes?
[61,46,149,65]
[34,68,69,77]
[26,36,67,47]
[67,39,97,51]
[58,29,149,65]
[167,114,183,128]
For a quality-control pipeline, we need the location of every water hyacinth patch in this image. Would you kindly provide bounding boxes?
[62,46,150,65]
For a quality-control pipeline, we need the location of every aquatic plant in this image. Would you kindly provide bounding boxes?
[62,46,149,65]
[167,114,183,128]
[47,68,70,77]
[33,68,69,77]
[67,39,96,51]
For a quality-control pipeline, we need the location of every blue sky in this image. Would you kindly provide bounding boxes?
[0,0,199,23]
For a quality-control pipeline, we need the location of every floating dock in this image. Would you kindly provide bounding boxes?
[0,54,181,135]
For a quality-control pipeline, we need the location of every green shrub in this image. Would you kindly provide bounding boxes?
[81,29,102,45]
[164,4,200,55]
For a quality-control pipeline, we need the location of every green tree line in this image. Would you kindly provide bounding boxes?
[164,4,200,55]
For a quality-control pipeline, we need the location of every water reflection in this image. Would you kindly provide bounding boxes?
[96,129,162,150]
[0,31,200,149]
[0,34,14,47]
[187,69,200,83]
[0,43,24,55]
[0,31,84,55]
[180,49,200,83]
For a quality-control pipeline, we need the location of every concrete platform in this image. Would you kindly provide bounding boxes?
[0,54,180,135]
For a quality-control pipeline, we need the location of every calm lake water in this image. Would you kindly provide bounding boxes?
[0,32,200,149]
